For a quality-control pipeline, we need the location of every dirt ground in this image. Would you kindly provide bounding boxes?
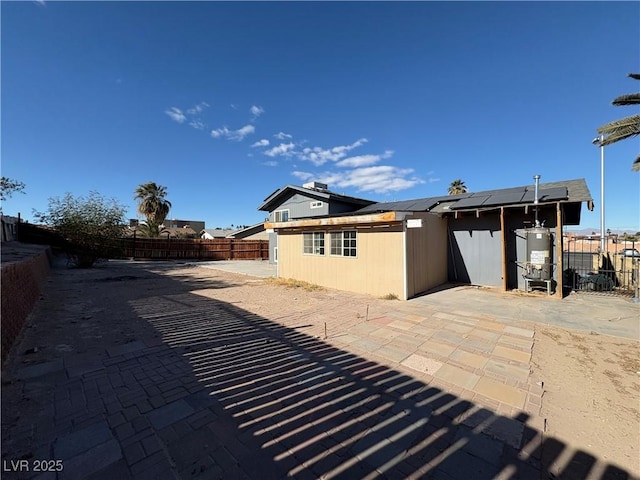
[532,325,640,477]
[4,260,639,477]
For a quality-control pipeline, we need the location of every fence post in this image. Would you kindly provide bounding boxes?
[634,261,639,302]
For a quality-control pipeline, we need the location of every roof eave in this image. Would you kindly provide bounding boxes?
[265,211,406,229]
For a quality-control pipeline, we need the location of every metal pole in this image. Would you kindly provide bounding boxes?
[593,135,605,254]
[599,134,605,253]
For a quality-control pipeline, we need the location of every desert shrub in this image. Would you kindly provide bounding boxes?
[381,293,399,300]
[264,277,324,291]
[34,192,127,268]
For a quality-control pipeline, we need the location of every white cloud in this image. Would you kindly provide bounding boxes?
[250,105,265,119]
[186,102,209,115]
[166,102,209,128]
[251,139,270,148]
[210,124,255,141]
[298,138,368,166]
[297,165,423,194]
[262,160,278,167]
[428,177,441,183]
[292,171,314,181]
[210,127,229,138]
[336,150,394,168]
[165,107,186,124]
[274,132,293,140]
[232,124,255,141]
[265,142,296,157]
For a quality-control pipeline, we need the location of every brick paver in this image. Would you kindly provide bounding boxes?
[3,259,631,479]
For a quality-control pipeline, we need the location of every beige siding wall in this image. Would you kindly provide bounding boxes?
[277,225,405,299]
[238,231,269,241]
[405,213,448,298]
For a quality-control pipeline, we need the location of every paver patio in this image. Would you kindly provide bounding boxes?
[1,259,636,480]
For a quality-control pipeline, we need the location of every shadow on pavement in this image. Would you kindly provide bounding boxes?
[0,260,634,479]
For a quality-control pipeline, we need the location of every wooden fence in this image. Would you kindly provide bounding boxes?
[16,223,269,261]
[121,237,269,260]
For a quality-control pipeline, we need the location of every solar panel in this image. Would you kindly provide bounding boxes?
[429,201,457,213]
[481,190,526,207]
[522,187,568,203]
[450,195,491,209]
[540,186,568,201]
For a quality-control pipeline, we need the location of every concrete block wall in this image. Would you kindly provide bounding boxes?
[1,246,51,363]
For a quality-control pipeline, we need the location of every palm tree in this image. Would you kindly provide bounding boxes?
[134,182,172,233]
[448,179,468,195]
[596,73,640,171]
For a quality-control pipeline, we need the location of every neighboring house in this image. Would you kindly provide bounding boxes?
[228,222,268,241]
[160,227,198,238]
[201,229,236,239]
[165,219,206,234]
[130,218,206,234]
[258,181,376,263]
[201,223,267,241]
[265,178,593,300]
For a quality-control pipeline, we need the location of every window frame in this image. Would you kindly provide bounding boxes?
[310,201,323,209]
[329,230,357,258]
[273,209,290,223]
[303,231,325,256]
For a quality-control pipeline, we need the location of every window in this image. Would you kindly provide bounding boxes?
[303,232,325,255]
[330,231,357,257]
[330,233,341,255]
[274,209,289,222]
[310,201,323,209]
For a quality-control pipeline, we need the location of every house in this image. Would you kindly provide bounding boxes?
[129,218,206,236]
[264,178,593,300]
[164,219,206,234]
[160,226,199,238]
[228,222,268,240]
[258,181,376,263]
[201,228,236,239]
[200,223,268,241]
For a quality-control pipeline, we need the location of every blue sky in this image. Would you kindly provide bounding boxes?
[2,1,639,232]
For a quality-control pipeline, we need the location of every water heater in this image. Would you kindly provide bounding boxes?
[525,227,553,281]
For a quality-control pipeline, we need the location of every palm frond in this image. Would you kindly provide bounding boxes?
[633,155,640,172]
[612,93,640,106]
[597,114,640,145]
[628,73,640,81]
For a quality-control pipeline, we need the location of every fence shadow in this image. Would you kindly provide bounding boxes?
[1,260,635,480]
